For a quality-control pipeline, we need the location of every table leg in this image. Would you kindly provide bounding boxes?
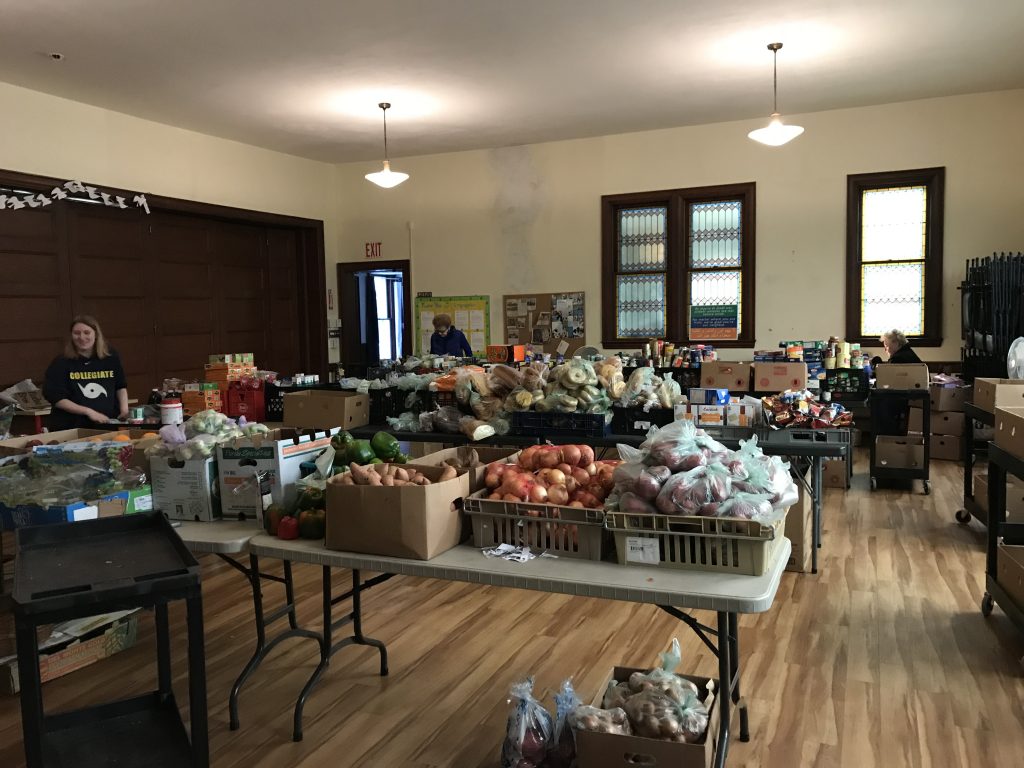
[293,567,333,742]
[714,611,732,768]
[727,612,748,741]
[15,616,44,768]
[186,593,210,768]
[960,415,975,524]
[155,602,172,697]
[34,414,43,433]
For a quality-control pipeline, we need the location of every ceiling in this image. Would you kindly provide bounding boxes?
[2,0,1023,163]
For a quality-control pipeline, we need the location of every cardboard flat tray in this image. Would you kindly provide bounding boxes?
[13,513,200,615]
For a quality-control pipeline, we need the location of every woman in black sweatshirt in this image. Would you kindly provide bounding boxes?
[43,315,129,430]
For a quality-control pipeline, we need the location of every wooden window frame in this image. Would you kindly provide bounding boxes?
[601,182,756,348]
[845,167,945,347]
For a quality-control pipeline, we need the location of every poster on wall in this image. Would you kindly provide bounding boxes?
[502,291,586,355]
[414,295,491,356]
[688,304,738,341]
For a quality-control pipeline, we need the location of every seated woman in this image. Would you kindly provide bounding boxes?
[429,313,473,357]
[871,328,923,436]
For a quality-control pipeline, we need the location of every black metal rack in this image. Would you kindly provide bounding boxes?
[956,402,996,526]
[980,444,1024,653]
[960,251,1024,381]
[869,389,931,494]
[13,514,208,768]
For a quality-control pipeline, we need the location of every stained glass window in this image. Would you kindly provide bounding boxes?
[618,207,667,272]
[614,206,668,338]
[688,201,743,333]
[861,262,924,335]
[616,273,666,337]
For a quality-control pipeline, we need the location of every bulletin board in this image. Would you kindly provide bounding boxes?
[414,295,491,356]
[502,292,586,355]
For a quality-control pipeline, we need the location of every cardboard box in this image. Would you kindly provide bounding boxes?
[577,665,718,768]
[151,456,221,521]
[0,485,151,530]
[874,435,926,468]
[975,379,1024,414]
[699,362,750,392]
[95,486,153,518]
[688,388,730,405]
[486,344,526,363]
[786,469,812,573]
[0,612,139,695]
[907,410,965,437]
[930,383,971,412]
[0,428,109,457]
[410,447,519,493]
[695,405,726,426]
[726,403,757,427]
[995,407,1024,460]
[822,459,846,489]
[674,404,698,422]
[976,474,1024,520]
[875,363,929,391]
[325,464,470,559]
[217,428,336,519]
[930,434,963,462]
[283,390,369,430]
[997,544,1024,617]
[752,362,808,393]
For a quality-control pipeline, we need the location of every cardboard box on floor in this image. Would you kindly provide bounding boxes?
[973,379,1024,414]
[874,435,925,469]
[325,464,470,560]
[0,428,109,458]
[699,362,750,392]
[786,469,813,573]
[930,434,963,462]
[410,447,519,493]
[576,665,719,768]
[217,428,337,519]
[908,409,965,437]
[0,611,139,695]
[752,362,808,392]
[995,407,1024,461]
[151,456,221,521]
[930,383,971,412]
[822,459,847,489]
[997,544,1024,615]
[875,363,929,391]
[282,390,369,430]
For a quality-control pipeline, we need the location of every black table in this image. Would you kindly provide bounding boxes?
[980,443,1024,655]
[957,402,996,526]
[13,514,208,768]
[868,389,931,494]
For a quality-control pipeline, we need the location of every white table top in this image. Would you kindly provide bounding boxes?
[174,519,262,554]
[248,535,791,614]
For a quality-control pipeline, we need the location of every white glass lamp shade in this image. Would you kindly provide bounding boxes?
[747,114,804,146]
[365,160,409,188]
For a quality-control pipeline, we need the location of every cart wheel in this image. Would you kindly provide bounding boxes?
[923,480,931,495]
[870,477,877,491]
[955,508,971,524]
[981,592,994,617]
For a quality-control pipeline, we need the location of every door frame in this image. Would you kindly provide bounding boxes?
[0,167,328,377]
[336,260,412,364]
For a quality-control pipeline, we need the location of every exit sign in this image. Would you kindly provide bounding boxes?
[365,242,382,258]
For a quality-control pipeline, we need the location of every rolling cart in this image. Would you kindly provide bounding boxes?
[869,389,931,494]
[956,401,995,525]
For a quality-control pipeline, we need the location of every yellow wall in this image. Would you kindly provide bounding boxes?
[335,89,1024,361]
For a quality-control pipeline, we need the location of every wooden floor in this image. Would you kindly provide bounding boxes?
[2,452,1024,767]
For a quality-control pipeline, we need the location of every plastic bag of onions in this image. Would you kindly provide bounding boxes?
[567,704,632,736]
[545,679,581,768]
[623,689,709,743]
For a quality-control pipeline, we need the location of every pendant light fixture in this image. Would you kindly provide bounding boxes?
[747,42,804,147]
[365,102,409,188]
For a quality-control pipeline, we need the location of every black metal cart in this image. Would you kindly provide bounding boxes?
[980,443,1024,659]
[956,402,995,525]
[868,389,931,494]
[13,514,208,768]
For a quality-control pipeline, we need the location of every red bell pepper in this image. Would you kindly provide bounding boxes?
[277,515,300,540]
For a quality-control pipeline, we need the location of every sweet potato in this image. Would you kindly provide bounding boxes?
[349,462,373,485]
[439,465,458,482]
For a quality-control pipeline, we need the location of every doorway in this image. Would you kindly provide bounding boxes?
[337,260,411,376]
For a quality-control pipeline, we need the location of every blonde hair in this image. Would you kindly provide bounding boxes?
[65,315,111,359]
[432,313,452,330]
[880,329,908,350]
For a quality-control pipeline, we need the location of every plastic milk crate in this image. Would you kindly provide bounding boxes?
[604,510,788,576]
[463,490,607,560]
[511,411,609,438]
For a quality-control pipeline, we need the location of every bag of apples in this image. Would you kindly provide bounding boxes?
[501,678,554,768]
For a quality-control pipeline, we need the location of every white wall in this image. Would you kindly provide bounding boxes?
[335,89,1024,361]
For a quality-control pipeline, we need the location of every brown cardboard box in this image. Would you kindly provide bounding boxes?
[974,475,1024,520]
[822,459,847,489]
[929,411,965,437]
[283,390,369,429]
[325,464,470,559]
[875,363,929,391]
[577,665,718,768]
[930,383,971,412]
[410,447,519,493]
[699,361,751,392]
[995,407,1024,460]
[997,544,1024,616]
[930,434,963,462]
[786,469,812,573]
[875,435,926,468]
[973,379,1024,414]
[0,428,109,457]
[752,362,808,392]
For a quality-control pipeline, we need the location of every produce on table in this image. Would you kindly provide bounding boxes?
[264,503,288,535]
[500,678,553,768]
[330,430,354,452]
[607,420,797,523]
[761,391,854,429]
[595,357,626,401]
[297,508,326,539]
[0,442,145,508]
[332,462,453,487]
[547,680,582,768]
[566,705,632,736]
[295,487,325,511]
[488,364,524,398]
[615,367,684,409]
[345,439,378,465]
[433,446,481,470]
[482,444,618,510]
[276,515,299,540]
[536,359,612,416]
[145,409,269,462]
